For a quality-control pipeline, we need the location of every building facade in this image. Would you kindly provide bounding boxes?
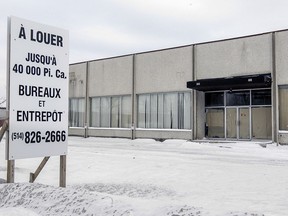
[69,30,288,143]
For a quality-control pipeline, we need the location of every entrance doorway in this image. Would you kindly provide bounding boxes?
[226,107,250,140]
[205,89,272,140]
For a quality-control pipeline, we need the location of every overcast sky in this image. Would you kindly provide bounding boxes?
[1,0,288,100]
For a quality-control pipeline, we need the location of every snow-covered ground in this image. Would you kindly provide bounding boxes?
[0,136,288,216]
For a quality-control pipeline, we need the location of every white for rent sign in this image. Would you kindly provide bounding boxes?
[7,16,69,160]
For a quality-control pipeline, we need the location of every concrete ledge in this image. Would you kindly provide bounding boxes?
[135,129,192,140]
[68,127,85,137]
[88,128,131,138]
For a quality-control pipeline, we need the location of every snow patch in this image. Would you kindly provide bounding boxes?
[71,183,176,198]
[0,207,40,216]
[1,137,287,215]
[0,183,131,216]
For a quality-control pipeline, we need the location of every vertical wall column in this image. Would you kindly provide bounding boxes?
[191,45,195,140]
[271,33,278,143]
[131,55,136,139]
[193,45,206,140]
[84,62,89,138]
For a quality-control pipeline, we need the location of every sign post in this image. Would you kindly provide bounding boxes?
[6,16,69,186]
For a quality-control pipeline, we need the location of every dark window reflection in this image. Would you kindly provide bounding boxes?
[226,91,250,106]
[205,92,224,107]
[252,90,271,105]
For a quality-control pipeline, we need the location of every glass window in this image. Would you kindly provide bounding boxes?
[138,94,150,128]
[90,98,100,127]
[121,96,131,128]
[90,96,131,128]
[100,97,110,127]
[177,93,191,129]
[205,92,224,107]
[137,92,191,129]
[183,92,191,129]
[163,93,178,129]
[252,89,271,105]
[111,97,120,128]
[157,94,164,128]
[69,98,85,127]
[279,87,288,130]
[150,94,158,128]
[226,91,250,106]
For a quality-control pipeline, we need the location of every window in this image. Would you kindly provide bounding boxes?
[279,87,288,130]
[90,97,100,127]
[100,97,110,127]
[137,92,191,129]
[226,91,250,106]
[138,94,150,128]
[121,96,131,128]
[252,89,271,105]
[205,92,224,107]
[163,93,179,129]
[90,95,131,128]
[111,97,120,128]
[206,90,271,107]
[69,98,85,127]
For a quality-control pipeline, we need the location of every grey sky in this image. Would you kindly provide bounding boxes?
[1,0,288,100]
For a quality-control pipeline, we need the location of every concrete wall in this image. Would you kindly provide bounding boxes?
[88,56,133,97]
[69,47,194,140]
[274,30,288,142]
[195,34,272,79]
[69,63,87,98]
[276,31,288,85]
[135,46,193,94]
[69,63,88,137]
[86,56,133,139]
[134,47,193,140]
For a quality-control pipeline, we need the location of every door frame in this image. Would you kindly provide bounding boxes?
[225,106,251,140]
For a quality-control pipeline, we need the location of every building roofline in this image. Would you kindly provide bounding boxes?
[193,28,288,46]
[70,28,288,65]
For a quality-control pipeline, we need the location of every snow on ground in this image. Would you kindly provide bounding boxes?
[0,136,288,216]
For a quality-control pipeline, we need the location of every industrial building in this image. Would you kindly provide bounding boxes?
[69,30,288,144]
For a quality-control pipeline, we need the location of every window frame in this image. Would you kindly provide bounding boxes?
[90,95,131,128]
[69,97,85,128]
[137,91,191,130]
